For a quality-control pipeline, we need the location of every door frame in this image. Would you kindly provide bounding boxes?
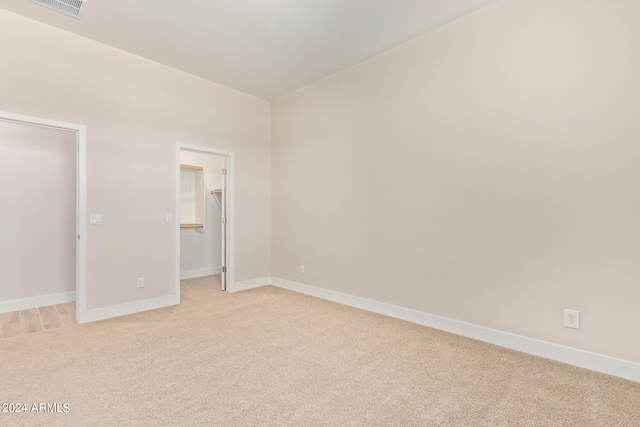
[175,142,234,295]
[0,110,87,324]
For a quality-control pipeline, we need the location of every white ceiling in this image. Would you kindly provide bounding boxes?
[0,0,500,100]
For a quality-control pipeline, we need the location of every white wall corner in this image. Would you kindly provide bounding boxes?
[229,277,271,293]
[0,291,76,314]
[270,277,640,384]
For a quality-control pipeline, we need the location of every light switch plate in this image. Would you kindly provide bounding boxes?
[90,214,103,225]
[166,214,173,224]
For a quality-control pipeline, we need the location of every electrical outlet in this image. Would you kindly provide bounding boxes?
[137,278,144,288]
[564,309,580,329]
[299,265,305,274]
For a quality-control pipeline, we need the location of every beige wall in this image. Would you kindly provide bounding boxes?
[0,120,76,302]
[0,9,270,311]
[271,0,640,363]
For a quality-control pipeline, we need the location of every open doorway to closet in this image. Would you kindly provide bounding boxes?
[0,111,87,326]
[175,143,233,296]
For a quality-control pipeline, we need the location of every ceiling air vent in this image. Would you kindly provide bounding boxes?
[32,0,87,19]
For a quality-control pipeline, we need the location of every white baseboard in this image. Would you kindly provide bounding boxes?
[0,291,76,314]
[80,274,267,323]
[271,277,640,384]
[80,294,179,324]
[180,267,221,280]
[229,277,271,293]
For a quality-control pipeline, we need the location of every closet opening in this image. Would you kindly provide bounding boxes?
[175,143,233,297]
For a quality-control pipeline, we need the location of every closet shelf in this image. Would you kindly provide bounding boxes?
[180,164,203,171]
[210,189,222,194]
[180,224,203,229]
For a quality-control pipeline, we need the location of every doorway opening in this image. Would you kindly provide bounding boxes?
[175,143,233,297]
[0,110,87,324]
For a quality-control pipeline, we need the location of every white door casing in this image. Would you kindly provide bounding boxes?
[175,142,234,296]
[0,110,87,323]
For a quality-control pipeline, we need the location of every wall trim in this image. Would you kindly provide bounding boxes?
[180,267,222,281]
[271,277,640,384]
[82,294,179,323]
[0,291,76,314]
[229,277,271,293]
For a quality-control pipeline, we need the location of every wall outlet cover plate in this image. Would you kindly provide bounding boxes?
[564,309,580,329]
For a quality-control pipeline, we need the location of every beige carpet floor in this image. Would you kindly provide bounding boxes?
[1,276,639,426]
